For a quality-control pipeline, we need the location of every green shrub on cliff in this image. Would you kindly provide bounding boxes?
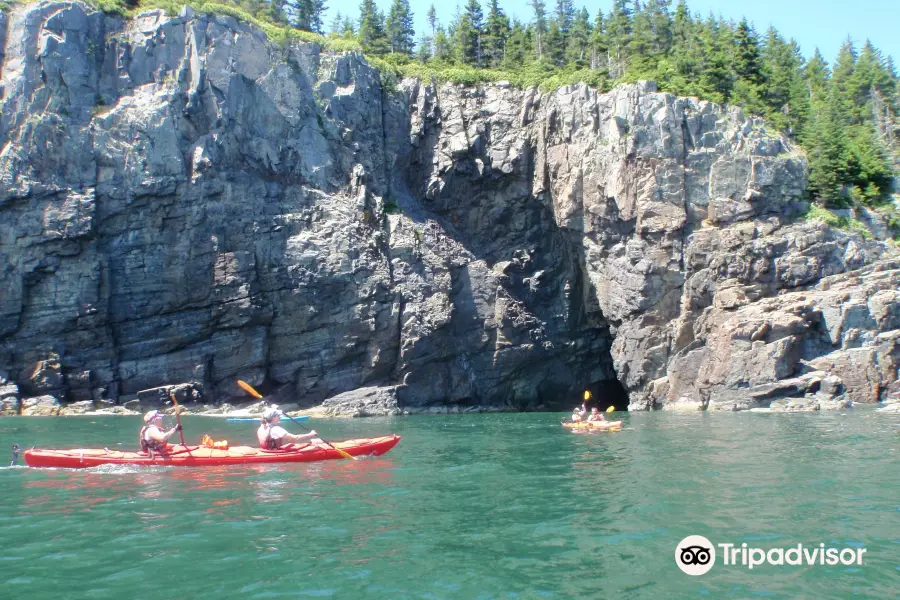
[802,204,874,239]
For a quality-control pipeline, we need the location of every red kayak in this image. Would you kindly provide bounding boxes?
[23,435,401,469]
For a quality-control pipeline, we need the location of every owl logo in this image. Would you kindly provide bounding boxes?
[676,536,716,575]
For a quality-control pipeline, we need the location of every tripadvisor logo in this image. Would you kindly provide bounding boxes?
[676,535,716,575]
[675,536,867,575]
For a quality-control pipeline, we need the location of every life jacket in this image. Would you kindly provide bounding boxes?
[139,425,168,454]
[258,423,280,450]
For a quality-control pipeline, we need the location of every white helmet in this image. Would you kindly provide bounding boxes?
[262,407,283,422]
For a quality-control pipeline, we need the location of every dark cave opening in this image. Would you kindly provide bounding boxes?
[583,379,630,413]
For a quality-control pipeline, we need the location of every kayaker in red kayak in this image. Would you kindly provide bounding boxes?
[257,408,319,450]
[139,410,182,456]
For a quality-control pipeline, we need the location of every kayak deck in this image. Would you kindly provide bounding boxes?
[24,435,400,469]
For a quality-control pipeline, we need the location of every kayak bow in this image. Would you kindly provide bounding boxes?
[23,435,400,469]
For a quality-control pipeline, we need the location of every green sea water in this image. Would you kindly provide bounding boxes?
[1,411,898,599]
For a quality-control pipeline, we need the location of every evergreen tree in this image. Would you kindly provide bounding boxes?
[552,0,576,62]
[483,0,511,68]
[530,0,547,61]
[607,0,632,77]
[311,0,326,33]
[426,4,438,57]
[761,28,798,129]
[669,0,700,87]
[733,19,763,84]
[845,125,894,202]
[427,4,437,38]
[589,9,608,71]
[628,1,657,76]
[465,0,485,66]
[358,0,388,54]
[646,0,672,55]
[785,39,812,137]
[265,0,286,24]
[566,7,592,68]
[341,14,356,37]
[330,10,343,34]
[386,0,415,56]
[285,0,325,32]
[417,33,433,63]
[503,19,531,68]
[804,48,831,108]
[830,38,858,118]
[434,26,452,62]
[850,41,895,121]
[697,16,733,103]
[546,19,565,66]
[807,87,850,206]
[453,11,473,64]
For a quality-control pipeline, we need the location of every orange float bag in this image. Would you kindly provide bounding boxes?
[201,434,228,450]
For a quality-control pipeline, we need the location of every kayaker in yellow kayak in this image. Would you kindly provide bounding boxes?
[257,407,320,450]
[586,407,606,422]
[139,410,182,455]
[571,404,586,422]
[572,390,591,422]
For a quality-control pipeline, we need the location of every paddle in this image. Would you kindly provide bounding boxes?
[168,392,193,457]
[236,380,356,461]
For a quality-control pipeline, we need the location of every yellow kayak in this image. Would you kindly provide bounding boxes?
[562,420,623,432]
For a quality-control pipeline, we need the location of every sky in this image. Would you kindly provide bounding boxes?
[323,0,900,64]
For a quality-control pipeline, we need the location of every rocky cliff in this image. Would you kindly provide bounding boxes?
[1,2,898,415]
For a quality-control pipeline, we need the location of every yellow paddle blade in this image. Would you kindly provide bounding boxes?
[237,380,264,399]
[583,390,591,400]
[335,447,356,461]
[606,405,615,413]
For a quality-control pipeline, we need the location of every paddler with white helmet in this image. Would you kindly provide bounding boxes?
[139,410,181,455]
[257,407,320,450]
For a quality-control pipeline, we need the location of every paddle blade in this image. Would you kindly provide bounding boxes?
[334,446,356,461]
[583,390,591,401]
[606,405,615,413]
[237,380,264,399]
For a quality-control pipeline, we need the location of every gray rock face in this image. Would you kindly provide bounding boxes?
[1,382,19,415]
[320,385,402,417]
[1,2,897,414]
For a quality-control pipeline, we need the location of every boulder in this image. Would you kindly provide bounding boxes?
[137,383,203,410]
[59,400,95,415]
[21,395,61,416]
[769,398,820,412]
[320,386,402,417]
[0,383,19,415]
[18,354,64,396]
